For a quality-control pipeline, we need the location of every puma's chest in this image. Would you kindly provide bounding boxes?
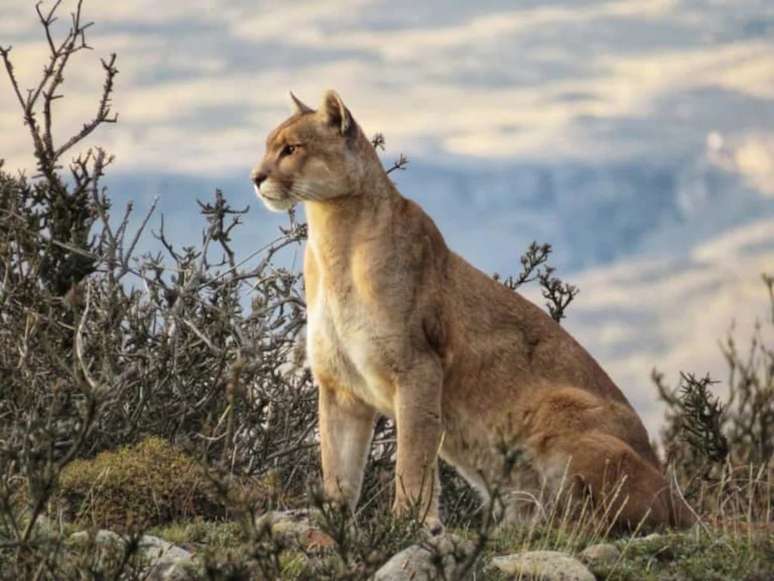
[305,287,395,415]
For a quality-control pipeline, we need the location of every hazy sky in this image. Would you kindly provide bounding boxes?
[2,0,773,177]
[1,0,773,436]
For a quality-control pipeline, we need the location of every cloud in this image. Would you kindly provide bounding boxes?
[2,0,772,175]
[559,218,774,437]
[707,132,774,197]
[232,0,677,58]
[227,0,370,45]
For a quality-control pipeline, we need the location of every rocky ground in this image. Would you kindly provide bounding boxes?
[31,509,772,581]
[7,437,769,580]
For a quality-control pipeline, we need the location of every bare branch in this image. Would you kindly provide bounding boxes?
[53,53,118,160]
[385,153,409,174]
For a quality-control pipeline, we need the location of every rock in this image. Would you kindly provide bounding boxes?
[68,530,196,580]
[490,550,595,581]
[31,514,57,535]
[69,529,125,548]
[630,532,663,545]
[255,508,333,549]
[140,534,193,562]
[579,542,620,565]
[146,558,199,581]
[256,508,314,535]
[67,530,130,572]
[140,535,196,581]
[374,534,474,581]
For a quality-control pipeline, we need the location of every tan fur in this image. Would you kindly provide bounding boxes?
[251,91,693,530]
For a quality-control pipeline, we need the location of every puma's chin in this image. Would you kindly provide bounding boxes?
[256,184,296,212]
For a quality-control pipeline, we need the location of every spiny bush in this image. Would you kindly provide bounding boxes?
[654,274,773,523]
[0,2,314,576]
[654,274,773,472]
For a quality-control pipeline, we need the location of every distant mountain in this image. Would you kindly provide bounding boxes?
[395,156,773,275]
[104,152,774,278]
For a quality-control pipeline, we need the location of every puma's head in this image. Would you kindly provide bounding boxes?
[251,90,376,212]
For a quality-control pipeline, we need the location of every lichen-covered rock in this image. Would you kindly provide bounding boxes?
[140,534,197,581]
[69,528,125,548]
[255,509,334,548]
[374,534,474,581]
[140,534,193,562]
[67,529,130,572]
[140,534,194,578]
[579,542,620,565]
[490,550,595,581]
[68,529,197,580]
[146,558,199,581]
[629,532,663,546]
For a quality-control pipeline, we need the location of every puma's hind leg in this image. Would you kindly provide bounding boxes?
[545,431,676,530]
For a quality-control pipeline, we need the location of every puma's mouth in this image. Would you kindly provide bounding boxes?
[256,182,296,212]
[257,180,288,201]
[257,189,284,202]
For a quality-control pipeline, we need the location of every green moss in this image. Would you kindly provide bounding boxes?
[58,437,225,531]
[150,518,246,548]
[476,519,774,581]
[277,551,311,579]
[593,531,774,581]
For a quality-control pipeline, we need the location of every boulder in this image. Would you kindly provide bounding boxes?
[69,529,125,548]
[140,534,196,580]
[374,534,474,581]
[255,508,334,549]
[140,534,193,562]
[146,558,199,581]
[68,529,197,580]
[490,550,595,581]
[579,542,620,566]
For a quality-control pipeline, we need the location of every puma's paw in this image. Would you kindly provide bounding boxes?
[425,516,445,537]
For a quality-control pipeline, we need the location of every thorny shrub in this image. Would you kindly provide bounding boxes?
[653,274,773,521]
[0,2,313,576]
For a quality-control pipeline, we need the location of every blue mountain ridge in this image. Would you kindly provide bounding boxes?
[103,155,773,277]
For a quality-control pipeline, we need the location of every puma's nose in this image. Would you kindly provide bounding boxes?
[251,170,268,188]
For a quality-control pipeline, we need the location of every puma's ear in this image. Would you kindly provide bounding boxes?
[289,91,313,115]
[319,89,353,135]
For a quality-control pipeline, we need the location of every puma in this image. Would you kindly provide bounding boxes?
[251,90,692,531]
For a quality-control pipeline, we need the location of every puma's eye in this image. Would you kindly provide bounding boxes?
[281,144,297,156]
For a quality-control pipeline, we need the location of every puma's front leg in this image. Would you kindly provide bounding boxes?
[318,382,377,512]
[393,356,444,529]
